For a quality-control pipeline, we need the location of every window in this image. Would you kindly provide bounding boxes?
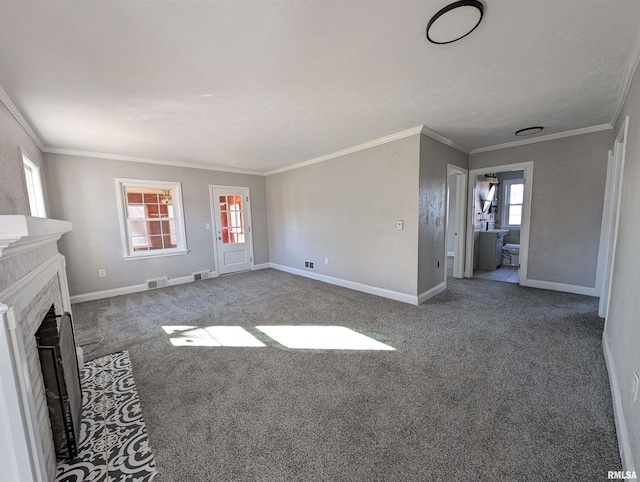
[501,179,524,227]
[115,179,187,260]
[23,151,47,217]
[218,194,245,244]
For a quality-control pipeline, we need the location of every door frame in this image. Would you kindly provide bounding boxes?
[464,161,534,285]
[596,116,629,320]
[446,165,468,279]
[209,185,256,276]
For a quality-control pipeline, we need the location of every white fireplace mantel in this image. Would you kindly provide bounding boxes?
[0,215,72,257]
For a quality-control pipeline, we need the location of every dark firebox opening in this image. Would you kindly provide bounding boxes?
[36,305,82,460]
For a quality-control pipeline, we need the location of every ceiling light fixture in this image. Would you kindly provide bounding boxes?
[426,0,484,45]
[515,126,544,136]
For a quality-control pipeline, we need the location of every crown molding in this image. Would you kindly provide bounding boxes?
[419,126,470,153]
[0,85,45,150]
[42,148,265,176]
[468,124,613,155]
[612,24,640,127]
[265,125,467,176]
[265,126,423,176]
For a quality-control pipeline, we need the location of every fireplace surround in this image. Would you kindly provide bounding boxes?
[0,215,73,482]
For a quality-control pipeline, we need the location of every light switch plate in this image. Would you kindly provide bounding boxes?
[397,220,403,230]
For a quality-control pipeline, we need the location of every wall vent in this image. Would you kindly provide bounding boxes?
[304,260,314,270]
[147,277,168,290]
[192,271,210,281]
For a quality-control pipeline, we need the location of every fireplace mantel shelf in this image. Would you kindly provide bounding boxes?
[0,215,72,257]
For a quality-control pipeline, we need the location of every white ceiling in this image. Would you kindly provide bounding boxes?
[1,1,640,173]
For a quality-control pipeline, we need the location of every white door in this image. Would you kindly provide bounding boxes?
[211,186,254,275]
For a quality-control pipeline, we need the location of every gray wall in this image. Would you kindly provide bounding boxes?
[0,101,42,215]
[606,67,640,470]
[418,135,468,294]
[266,135,420,296]
[44,153,269,296]
[469,130,611,287]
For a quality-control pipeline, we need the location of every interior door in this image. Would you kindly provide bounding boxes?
[211,187,253,274]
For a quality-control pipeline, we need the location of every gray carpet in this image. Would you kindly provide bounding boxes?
[72,269,620,481]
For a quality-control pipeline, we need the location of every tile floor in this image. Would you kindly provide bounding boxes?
[56,351,157,482]
[474,265,519,283]
[447,256,519,284]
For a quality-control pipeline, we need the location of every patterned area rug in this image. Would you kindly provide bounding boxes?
[56,351,157,481]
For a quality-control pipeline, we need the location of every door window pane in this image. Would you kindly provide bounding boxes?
[218,193,245,244]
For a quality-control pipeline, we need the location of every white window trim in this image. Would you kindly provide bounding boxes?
[501,178,524,228]
[115,178,189,260]
[22,150,47,218]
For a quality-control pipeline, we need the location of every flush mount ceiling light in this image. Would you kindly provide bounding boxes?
[426,0,484,45]
[515,126,544,136]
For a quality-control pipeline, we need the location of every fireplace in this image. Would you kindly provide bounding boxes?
[0,215,73,481]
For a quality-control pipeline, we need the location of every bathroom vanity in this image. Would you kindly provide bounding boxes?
[478,229,509,271]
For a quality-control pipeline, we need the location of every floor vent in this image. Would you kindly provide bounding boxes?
[192,271,210,281]
[147,277,168,290]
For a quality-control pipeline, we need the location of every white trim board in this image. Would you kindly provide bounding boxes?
[269,263,420,305]
[603,333,635,474]
[525,279,598,297]
[252,263,270,270]
[44,147,264,176]
[417,282,447,305]
[70,270,219,304]
[469,124,612,154]
[265,125,469,176]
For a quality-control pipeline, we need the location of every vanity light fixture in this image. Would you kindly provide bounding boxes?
[426,0,484,45]
[515,126,544,136]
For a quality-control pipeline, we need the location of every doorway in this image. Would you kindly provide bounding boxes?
[465,161,534,285]
[210,185,255,275]
[446,165,468,280]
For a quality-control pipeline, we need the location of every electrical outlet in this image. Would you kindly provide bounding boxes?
[98,269,106,278]
[397,220,403,230]
[633,371,639,403]
[205,223,211,229]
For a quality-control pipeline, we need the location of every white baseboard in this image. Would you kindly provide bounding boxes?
[417,282,447,305]
[167,275,193,287]
[71,271,216,304]
[269,263,418,305]
[70,283,148,304]
[447,251,455,257]
[252,263,270,270]
[603,332,635,474]
[525,279,598,296]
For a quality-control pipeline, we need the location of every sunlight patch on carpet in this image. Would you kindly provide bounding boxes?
[255,326,395,350]
[163,326,266,347]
